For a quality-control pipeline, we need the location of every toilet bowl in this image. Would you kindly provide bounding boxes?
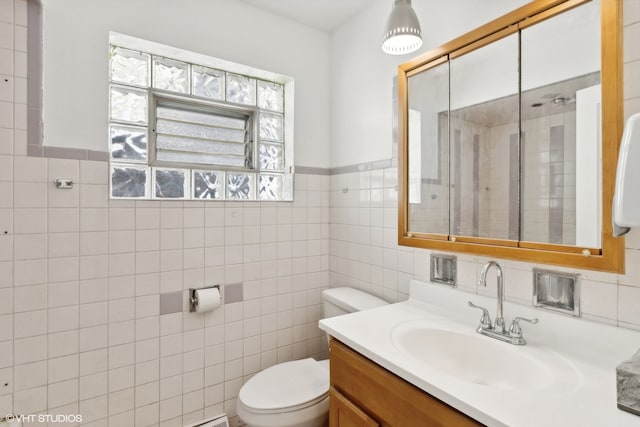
[236,287,388,427]
[236,359,330,427]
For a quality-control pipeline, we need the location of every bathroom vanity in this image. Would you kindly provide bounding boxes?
[319,280,640,426]
[329,338,480,426]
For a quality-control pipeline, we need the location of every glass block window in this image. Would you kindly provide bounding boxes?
[108,35,293,201]
[110,165,149,199]
[154,168,189,199]
[110,47,150,87]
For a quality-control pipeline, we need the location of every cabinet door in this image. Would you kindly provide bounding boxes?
[330,387,380,427]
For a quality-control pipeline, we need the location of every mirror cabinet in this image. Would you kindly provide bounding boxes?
[398,0,624,272]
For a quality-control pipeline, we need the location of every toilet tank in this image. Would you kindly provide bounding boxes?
[322,287,388,318]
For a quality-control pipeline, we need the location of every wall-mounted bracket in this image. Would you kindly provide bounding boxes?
[54,179,74,189]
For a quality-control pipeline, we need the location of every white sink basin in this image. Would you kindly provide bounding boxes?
[391,319,581,394]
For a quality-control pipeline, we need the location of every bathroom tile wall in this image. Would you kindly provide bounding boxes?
[1,1,639,426]
[330,0,640,331]
[0,2,330,426]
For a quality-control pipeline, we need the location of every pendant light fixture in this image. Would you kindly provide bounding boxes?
[382,0,422,55]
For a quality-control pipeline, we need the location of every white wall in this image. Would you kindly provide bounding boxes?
[330,0,532,168]
[41,0,332,168]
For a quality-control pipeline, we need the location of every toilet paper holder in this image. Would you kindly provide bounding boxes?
[189,285,221,312]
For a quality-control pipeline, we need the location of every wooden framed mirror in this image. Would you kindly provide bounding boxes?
[398,0,624,272]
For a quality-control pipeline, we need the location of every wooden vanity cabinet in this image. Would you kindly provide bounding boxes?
[329,339,483,427]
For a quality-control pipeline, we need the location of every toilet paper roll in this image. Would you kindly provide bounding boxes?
[194,287,222,312]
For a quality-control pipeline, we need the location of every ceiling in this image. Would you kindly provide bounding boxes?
[239,0,373,32]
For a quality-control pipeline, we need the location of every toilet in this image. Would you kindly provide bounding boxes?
[236,287,388,427]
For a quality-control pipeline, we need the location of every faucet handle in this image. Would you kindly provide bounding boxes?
[468,301,492,329]
[508,316,539,338]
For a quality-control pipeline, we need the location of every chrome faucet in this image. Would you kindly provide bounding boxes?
[469,260,539,345]
[477,261,505,333]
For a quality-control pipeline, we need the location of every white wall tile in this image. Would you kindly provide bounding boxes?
[14,360,46,391]
[80,255,108,280]
[0,128,11,156]
[136,229,160,252]
[108,388,134,416]
[135,381,159,408]
[48,256,78,284]
[48,208,78,233]
[108,253,135,278]
[136,359,159,386]
[0,0,13,24]
[13,385,47,415]
[136,338,159,365]
[109,321,135,346]
[160,395,182,422]
[135,401,159,426]
[108,366,134,393]
[48,305,79,333]
[80,161,108,185]
[161,208,183,229]
[79,325,107,353]
[13,0,26,26]
[79,395,108,423]
[80,184,109,208]
[13,182,47,208]
[49,233,79,258]
[80,372,108,400]
[48,378,79,409]
[0,181,11,208]
[48,330,78,358]
[0,155,11,181]
[48,281,79,309]
[619,285,640,326]
[80,231,108,256]
[13,309,46,338]
[109,208,135,231]
[48,354,79,384]
[0,288,13,314]
[136,207,160,230]
[625,0,640,25]
[13,233,46,260]
[80,278,107,304]
[0,22,12,49]
[13,156,47,182]
[14,258,46,286]
[48,158,80,183]
[80,349,107,378]
[81,208,109,232]
[136,273,159,296]
[13,283,46,312]
[136,295,159,318]
[0,234,10,261]
[0,314,11,341]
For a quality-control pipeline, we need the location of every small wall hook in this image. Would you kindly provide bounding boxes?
[54,179,74,189]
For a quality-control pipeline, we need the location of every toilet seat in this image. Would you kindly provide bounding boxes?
[238,358,329,413]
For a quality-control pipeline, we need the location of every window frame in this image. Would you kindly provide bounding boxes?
[108,32,295,201]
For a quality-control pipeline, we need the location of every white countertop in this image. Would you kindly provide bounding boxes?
[319,280,640,427]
